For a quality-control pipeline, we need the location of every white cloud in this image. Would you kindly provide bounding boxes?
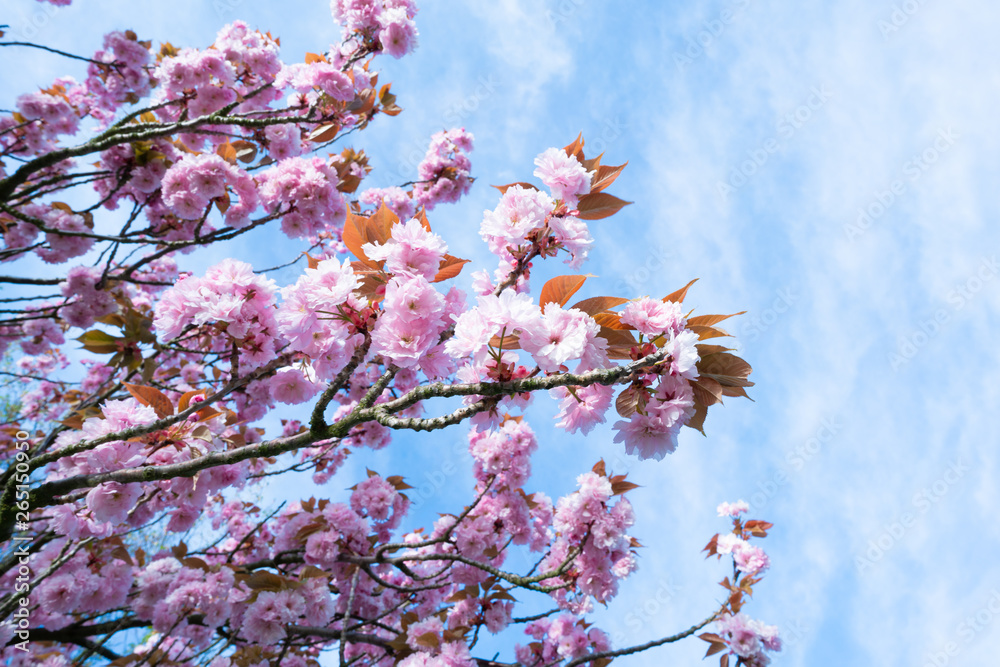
[5,0,999,662]
[624,0,1000,663]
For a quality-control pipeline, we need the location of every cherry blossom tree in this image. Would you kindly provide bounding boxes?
[0,2,780,665]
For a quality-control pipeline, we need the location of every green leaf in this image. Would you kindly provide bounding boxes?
[76,329,122,354]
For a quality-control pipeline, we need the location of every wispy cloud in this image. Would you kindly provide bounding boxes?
[5,0,999,663]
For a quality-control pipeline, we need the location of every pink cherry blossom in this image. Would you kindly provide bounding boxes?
[715,613,782,663]
[86,481,142,524]
[612,402,687,461]
[551,383,614,435]
[60,266,117,328]
[360,186,416,219]
[619,297,686,338]
[275,62,354,100]
[370,276,449,368]
[257,156,347,239]
[519,304,600,372]
[533,147,593,207]
[378,7,419,58]
[363,217,448,281]
[718,499,750,518]
[269,367,322,404]
[664,329,700,379]
[412,128,474,209]
[153,258,279,370]
[242,590,305,645]
[480,185,554,259]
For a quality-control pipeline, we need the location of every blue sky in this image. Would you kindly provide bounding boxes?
[4,0,1000,665]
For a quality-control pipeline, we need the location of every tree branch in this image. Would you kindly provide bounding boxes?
[10,347,668,535]
[0,41,110,66]
[563,608,723,667]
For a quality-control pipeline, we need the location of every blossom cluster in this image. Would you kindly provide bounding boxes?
[258,156,348,239]
[533,146,593,207]
[715,613,782,666]
[8,86,80,154]
[412,128,474,210]
[711,499,773,576]
[85,30,155,122]
[717,532,771,576]
[94,137,179,215]
[361,219,461,371]
[542,471,637,611]
[162,153,259,228]
[611,298,701,460]
[478,166,593,285]
[0,0,768,657]
[23,541,133,632]
[359,184,415,219]
[446,289,604,372]
[330,0,420,60]
[718,499,750,518]
[480,184,555,273]
[359,128,475,220]
[516,614,611,664]
[153,21,284,129]
[462,418,553,553]
[274,255,364,380]
[153,258,280,370]
[370,275,459,372]
[5,202,95,265]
